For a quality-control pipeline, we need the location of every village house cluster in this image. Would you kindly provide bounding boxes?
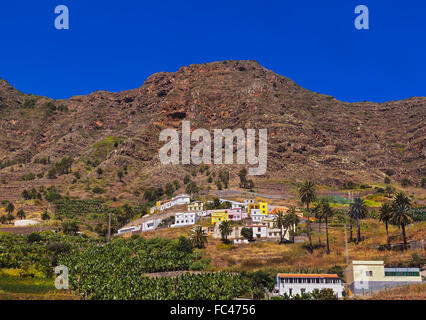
[118,195,299,244]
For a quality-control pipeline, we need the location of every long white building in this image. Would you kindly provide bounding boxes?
[275,273,344,298]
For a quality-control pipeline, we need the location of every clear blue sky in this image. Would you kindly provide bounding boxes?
[0,0,425,102]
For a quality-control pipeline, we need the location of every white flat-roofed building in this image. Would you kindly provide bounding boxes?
[141,218,162,232]
[171,212,199,228]
[345,260,422,295]
[118,225,141,234]
[276,273,344,298]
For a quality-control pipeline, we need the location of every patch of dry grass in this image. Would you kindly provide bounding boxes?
[361,283,426,300]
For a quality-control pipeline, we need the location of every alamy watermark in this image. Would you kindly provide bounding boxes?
[55,5,69,30]
[354,5,369,30]
[159,121,267,175]
[54,265,69,289]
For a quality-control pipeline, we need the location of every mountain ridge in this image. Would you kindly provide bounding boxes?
[0,60,425,203]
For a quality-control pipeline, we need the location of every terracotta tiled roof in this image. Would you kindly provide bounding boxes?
[277,273,339,278]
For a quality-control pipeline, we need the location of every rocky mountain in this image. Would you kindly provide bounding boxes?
[0,60,425,202]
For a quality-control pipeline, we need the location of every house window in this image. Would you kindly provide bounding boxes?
[366,271,373,277]
[289,288,293,295]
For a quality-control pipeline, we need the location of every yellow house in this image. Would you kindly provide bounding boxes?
[188,201,204,212]
[248,202,268,216]
[211,210,229,225]
[259,202,268,215]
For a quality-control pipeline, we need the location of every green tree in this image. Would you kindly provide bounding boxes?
[215,180,223,190]
[61,220,79,236]
[96,168,103,178]
[286,207,299,243]
[241,227,253,241]
[165,182,175,197]
[379,202,393,249]
[311,288,338,300]
[391,192,412,249]
[5,202,14,216]
[349,198,368,245]
[183,175,191,185]
[172,180,180,190]
[298,181,316,253]
[219,170,230,189]
[117,171,124,182]
[274,210,287,243]
[118,204,134,227]
[219,220,232,243]
[321,200,334,254]
[313,200,325,247]
[189,226,208,249]
[185,181,199,196]
[17,209,26,220]
[41,210,50,221]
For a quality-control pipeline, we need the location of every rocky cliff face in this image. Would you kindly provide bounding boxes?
[0,60,424,200]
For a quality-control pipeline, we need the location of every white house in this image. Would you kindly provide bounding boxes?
[275,273,344,298]
[248,224,268,238]
[251,209,266,223]
[141,218,162,232]
[171,212,199,228]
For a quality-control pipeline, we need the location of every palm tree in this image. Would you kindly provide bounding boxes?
[286,207,299,242]
[219,220,232,243]
[189,226,208,249]
[17,209,26,220]
[379,202,393,249]
[321,201,334,254]
[5,202,14,216]
[298,181,316,253]
[349,198,368,245]
[313,199,326,247]
[274,210,286,243]
[391,192,412,249]
[393,192,411,207]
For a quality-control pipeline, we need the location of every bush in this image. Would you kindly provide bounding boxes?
[21,173,35,181]
[384,176,391,184]
[401,178,412,187]
[92,186,105,194]
[61,220,79,235]
[327,265,345,278]
[241,227,253,241]
[27,233,42,243]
